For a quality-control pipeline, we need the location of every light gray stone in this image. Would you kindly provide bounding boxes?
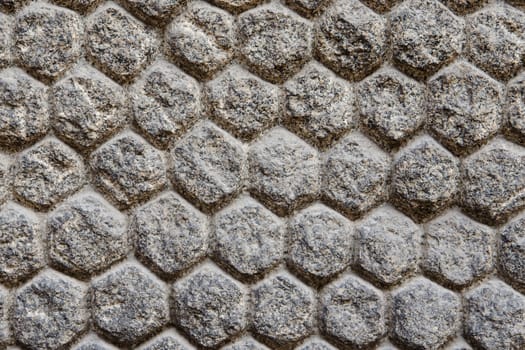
[0,14,10,68]
[505,72,525,146]
[222,337,269,350]
[499,214,525,291]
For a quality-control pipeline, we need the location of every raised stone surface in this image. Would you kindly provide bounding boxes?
[441,0,485,14]
[222,337,269,350]
[121,0,185,25]
[0,154,8,204]
[505,72,525,146]
[499,214,525,291]
[0,14,10,68]
[52,0,101,12]
[295,338,337,350]
[284,0,328,17]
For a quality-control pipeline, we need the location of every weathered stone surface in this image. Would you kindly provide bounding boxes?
[51,0,101,12]
[73,338,118,350]
[132,60,201,149]
[86,4,157,82]
[320,275,387,348]
[172,264,247,348]
[121,0,185,25]
[441,0,485,14]
[391,278,461,350]
[166,2,234,80]
[137,332,190,350]
[284,0,328,17]
[238,4,312,83]
[13,138,84,210]
[213,196,284,279]
[360,0,400,12]
[295,338,337,350]
[252,273,315,346]
[390,0,463,80]
[209,0,261,14]
[315,0,387,81]
[222,337,270,350]
[91,264,170,345]
[0,68,48,150]
[499,214,525,291]
[0,14,10,68]
[355,206,421,286]
[0,154,8,204]
[90,133,167,209]
[206,65,280,141]
[284,62,355,149]
[12,271,88,350]
[465,280,525,350]
[0,0,29,12]
[248,128,320,216]
[322,132,390,219]
[505,72,525,146]
[52,65,127,151]
[48,193,129,278]
[170,121,244,212]
[0,288,9,347]
[133,191,208,278]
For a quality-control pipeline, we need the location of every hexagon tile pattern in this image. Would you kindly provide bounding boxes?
[0,0,524,349]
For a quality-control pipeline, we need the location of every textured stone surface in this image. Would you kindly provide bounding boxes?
[51,0,101,12]
[121,0,184,25]
[222,337,269,350]
[505,72,525,146]
[499,214,525,291]
[0,14,11,68]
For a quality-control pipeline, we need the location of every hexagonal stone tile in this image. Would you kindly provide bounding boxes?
[172,264,247,348]
[48,193,129,279]
[284,62,356,149]
[90,132,167,209]
[170,121,244,213]
[391,136,460,222]
[86,4,158,83]
[284,0,328,17]
[288,204,353,285]
[315,0,386,81]
[0,68,48,150]
[13,3,83,82]
[465,280,525,349]
[355,206,421,286]
[422,210,494,289]
[505,72,525,146]
[238,4,312,83]
[0,14,11,68]
[12,271,88,350]
[252,273,315,346]
[320,275,387,348]
[166,2,234,80]
[248,128,320,216]
[461,139,525,225]
[427,61,503,156]
[51,0,101,12]
[213,196,284,280]
[467,4,525,81]
[206,65,280,141]
[137,332,190,350]
[358,68,425,149]
[295,338,338,350]
[322,132,390,219]
[13,138,84,211]
[91,264,170,346]
[499,214,525,291]
[441,0,485,14]
[131,60,201,149]
[73,336,119,350]
[0,286,8,347]
[133,191,208,278]
[0,203,44,285]
[51,65,127,152]
[121,0,185,25]
[222,336,270,350]
[391,278,461,350]
[390,0,464,80]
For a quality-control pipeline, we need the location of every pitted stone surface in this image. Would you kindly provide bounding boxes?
[133,191,208,278]
[0,155,8,204]
[12,271,88,350]
[222,337,269,350]
[284,0,328,18]
[296,339,337,350]
[0,287,9,347]
[0,0,29,12]
[206,65,280,141]
[360,0,400,12]
[0,14,10,68]
[0,68,48,150]
[284,62,356,149]
[505,72,525,146]
[172,265,247,348]
[238,5,312,84]
[315,0,387,81]
[441,0,485,14]
[131,60,201,149]
[52,0,101,12]
[121,0,185,25]
[499,214,525,291]
[166,2,234,80]
[51,65,127,151]
[91,264,170,345]
[138,334,188,350]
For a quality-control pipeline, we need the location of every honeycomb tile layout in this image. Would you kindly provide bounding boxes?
[0,0,523,349]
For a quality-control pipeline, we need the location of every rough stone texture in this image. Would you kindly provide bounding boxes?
[0,287,9,347]
[315,0,387,81]
[12,271,88,350]
[166,2,234,81]
[0,14,11,68]
[0,154,7,204]
[320,275,387,348]
[505,72,525,146]
[427,61,503,156]
[206,65,280,141]
[90,133,167,209]
[133,191,208,278]
[248,128,320,216]
[390,0,464,80]
[464,280,525,350]
[322,132,390,219]
[172,264,247,348]
[137,333,189,350]
[391,278,462,350]
[0,68,48,150]
[284,0,328,18]
[238,4,312,84]
[12,138,84,211]
[355,206,421,286]
[91,264,170,345]
[222,337,270,350]
[213,196,284,280]
[499,214,525,292]
[296,338,337,350]
[284,62,356,149]
[0,0,29,12]
[121,0,185,25]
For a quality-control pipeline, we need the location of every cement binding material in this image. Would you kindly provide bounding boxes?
[0,0,524,349]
